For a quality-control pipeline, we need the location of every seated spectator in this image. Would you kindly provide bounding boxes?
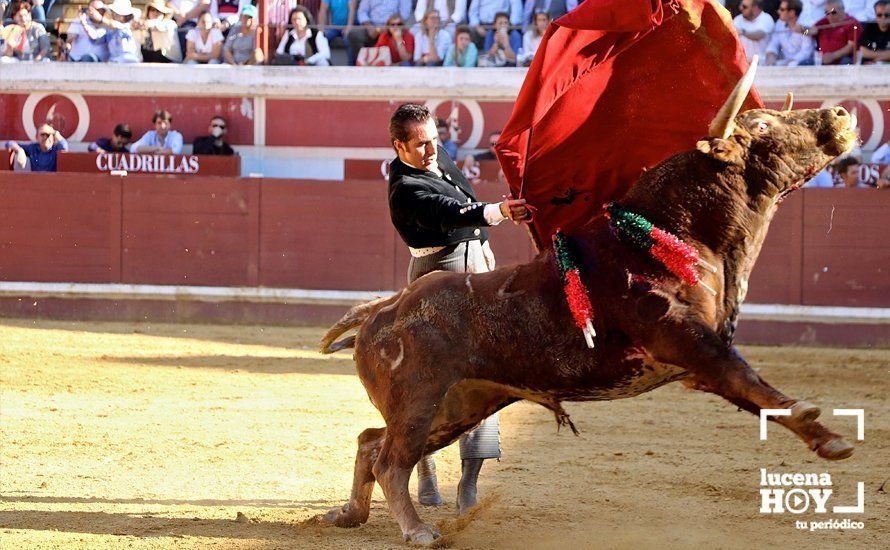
[522,0,576,29]
[876,164,890,188]
[469,0,522,50]
[89,123,133,153]
[519,10,548,65]
[836,156,868,187]
[805,168,836,187]
[872,140,890,163]
[1,0,46,25]
[267,0,297,47]
[193,115,235,155]
[766,0,814,65]
[319,0,354,51]
[443,25,478,66]
[135,0,182,63]
[131,110,184,154]
[859,0,889,63]
[65,1,109,62]
[437,118,458,160]
[184,10,224,64]
[347,0,411,66]
[275,5,331,65]
[413,9,450,66]
[479,11,519,66]
[104,0,142,63]
[474,130,501,160]
[415,0,467,33]
[845,0,875,22]
[5,124,68,172]
[224,5,264,64]
[375,13,414,65]
[1,2,50,63]
[169,0,216,27]
[734,0,775,61]
[810,0,860,64]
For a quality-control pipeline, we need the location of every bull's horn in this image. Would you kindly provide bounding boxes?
[709,55,759,139]
[782,92,794,111]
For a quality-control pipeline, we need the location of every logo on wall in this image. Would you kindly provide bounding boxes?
[96,153,200,174]
[424,99,485,150]
[22,93,90,142]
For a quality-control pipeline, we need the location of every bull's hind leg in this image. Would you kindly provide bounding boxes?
[647,321,853,460]
[373,410,442,546]
[322,427,385,527]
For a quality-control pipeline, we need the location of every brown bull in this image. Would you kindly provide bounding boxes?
[318,63,858,546]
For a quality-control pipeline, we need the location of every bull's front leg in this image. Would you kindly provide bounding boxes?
[645,319,853,460]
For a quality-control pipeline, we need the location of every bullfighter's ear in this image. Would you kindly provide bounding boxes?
[696,138,743,165]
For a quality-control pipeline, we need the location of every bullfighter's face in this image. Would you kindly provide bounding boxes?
[396,118,439,172]
[698,106,858,198]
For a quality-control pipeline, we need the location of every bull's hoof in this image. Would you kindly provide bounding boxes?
[790,401,821,423]
[404,524,441,547]
[321,503,366,528]
[816,438,854,461]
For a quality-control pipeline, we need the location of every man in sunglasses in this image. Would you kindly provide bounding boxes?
[193,116,235,156]
[808,0,861,64]
[733,0,776,62]
[5,123,68,172]
[859,0,890,63]
[765,0,815,65]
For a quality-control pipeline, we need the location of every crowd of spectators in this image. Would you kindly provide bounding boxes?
[1,0,588,65]
[1,0,887,65]
[4,110,236,172]
[734,0,890,65]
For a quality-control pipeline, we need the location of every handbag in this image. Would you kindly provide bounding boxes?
[356,46,392,66]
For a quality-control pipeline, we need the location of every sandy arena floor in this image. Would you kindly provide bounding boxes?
[0,319,887,549]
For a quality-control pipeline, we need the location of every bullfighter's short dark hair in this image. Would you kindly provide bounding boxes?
[390,104,433,147]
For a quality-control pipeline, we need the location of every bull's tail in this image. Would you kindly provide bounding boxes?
[319,294,400,354]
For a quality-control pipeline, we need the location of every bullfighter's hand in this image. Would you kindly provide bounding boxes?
[499,198,528,224]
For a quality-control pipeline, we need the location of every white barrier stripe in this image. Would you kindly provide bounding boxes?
[1,282,889,323]
[0,282,394,307]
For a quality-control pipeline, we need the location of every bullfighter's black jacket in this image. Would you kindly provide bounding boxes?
[388,146,492,248]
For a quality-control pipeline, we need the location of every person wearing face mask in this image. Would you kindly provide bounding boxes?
[193,116,235,156]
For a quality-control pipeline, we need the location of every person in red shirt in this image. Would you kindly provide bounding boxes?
[375,13,414,65]
[810,0,861,64]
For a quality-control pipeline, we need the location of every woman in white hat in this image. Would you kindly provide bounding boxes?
[134,0,182,62]
[104,0,141,63]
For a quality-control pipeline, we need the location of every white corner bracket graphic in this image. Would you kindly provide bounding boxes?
[760,409,792,440]
[833,409,865,440]
[833,482,865,514]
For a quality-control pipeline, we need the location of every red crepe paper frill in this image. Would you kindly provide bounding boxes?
[564,269,594,330]
[650,226,701,286]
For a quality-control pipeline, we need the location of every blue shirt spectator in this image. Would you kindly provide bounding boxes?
[356,0,411,26]
[131,110,184,154]
[6,125,69,172]
[469,0,523,26]
[522,0,577,27]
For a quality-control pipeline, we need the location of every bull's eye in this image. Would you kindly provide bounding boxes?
[756,121,770,132]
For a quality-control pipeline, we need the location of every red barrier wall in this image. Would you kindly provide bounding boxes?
[1,172,887,309]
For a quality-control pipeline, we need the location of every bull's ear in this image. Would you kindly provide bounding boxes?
[696,138,744,165]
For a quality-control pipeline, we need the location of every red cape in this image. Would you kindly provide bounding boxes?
[496,0,763,249]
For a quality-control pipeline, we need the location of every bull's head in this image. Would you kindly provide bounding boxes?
[696,56,858,198]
